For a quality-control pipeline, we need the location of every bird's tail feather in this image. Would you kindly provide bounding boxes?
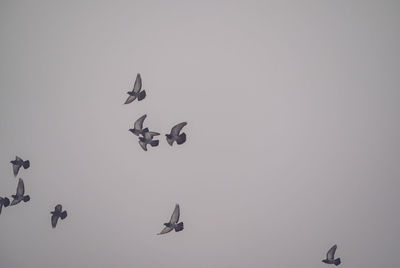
[150,140,159,147]
[23,160,30,169]
[23,195,30,202]
[61,211,67,220]
[177,133,186,145]
[174,222,184,232]
[138,90,146,101]
[334,258,341,266]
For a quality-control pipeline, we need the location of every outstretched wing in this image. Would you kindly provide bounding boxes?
[327,244,337,260]
[171,122,187,136]
[139,141,147,151]
[158,226,173,235]
[170,204,180,224]
[133,73,142,93]
[144,131,160,139]
[124,95,136,104]
[12,164,21,177]
[55,204,62,213]
[51,214,59,228]
[134,114,147,131]
[17,178,25,196]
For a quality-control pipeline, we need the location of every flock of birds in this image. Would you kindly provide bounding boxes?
[1,73,342,265]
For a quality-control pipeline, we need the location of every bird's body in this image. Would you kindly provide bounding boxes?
[124,73,146,104]
[139,131,160,151]
[158,204,184,235]
[10,178,30,206]
[51,204,67,228]
[129,114,149,136]
[0,197,10,214]
[322,244,341,266]
[10,156,30,177]
[166,122,187,146]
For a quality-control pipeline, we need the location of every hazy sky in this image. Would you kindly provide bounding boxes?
[1,1,400,267]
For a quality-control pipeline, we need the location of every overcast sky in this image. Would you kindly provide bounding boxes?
[1,1,400,267]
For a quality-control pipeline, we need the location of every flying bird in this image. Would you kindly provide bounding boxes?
[166,122,187,146]
[322,244,341,266]
[10,178,30,206]
[10,156,30,177]
[51,204,68,228]
[139,131,160,151]
[158,204,184,235]
[129,114,149,136]
[124,73,146,104]
[0,197,10,215]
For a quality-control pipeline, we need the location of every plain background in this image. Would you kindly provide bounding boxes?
[1,1,399,267]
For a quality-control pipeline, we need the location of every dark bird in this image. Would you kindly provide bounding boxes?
[158,204,184,235]
[124,73,146,104]
[139,131,160,151]
[10,178,30,206]
[129,114,149,136]
[0,197,10,215]
[10,156,30,177]
[51,204,68,228]
[322,244,341,266]
[166,122,187,146]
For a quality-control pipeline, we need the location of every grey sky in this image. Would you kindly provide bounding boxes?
[1,1,400,267]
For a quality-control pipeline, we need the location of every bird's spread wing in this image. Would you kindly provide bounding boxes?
[144,131,160,139]
[17,178,25,196]
[158,226,173,235]
[124,95,136,104]
[13,164,21,177]
[51,214,59,228]
[55,204,62,213]
[170,204,180,224]
[134,114,147,131]
[10,198,20,206]
[171,122,187,136]
[139,141,147,151]
[327,245,337,260]
[133,73,142,93]
[0,204,3,214]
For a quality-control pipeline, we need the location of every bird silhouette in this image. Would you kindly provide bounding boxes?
[10,156,30,177]
[139,131,160,151]
[0,197,10,215]
[166,122,187,146]
[10,178,30,206]
[124,73,146,104]
[51,204,68,228]
[322,244,341,266]
[158,204,184,235]
[129,114,149,136]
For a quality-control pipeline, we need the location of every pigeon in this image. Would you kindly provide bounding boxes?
[0,197,10,215]
[322,244,341,266]
[10,178,30,206]
[129,114,149,136]
[124,73,146,104]
[158,204,184,235]
[10,156,30,177]
[139,131,160,151]
[51,204,68,228]
[166,122,187,146]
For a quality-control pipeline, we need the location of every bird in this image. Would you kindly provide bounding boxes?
[10,156,30,177]
[124,73,146,104]
[157,204,184,235]
[322,244,341,266]
[51,204,68,228]
[139,131,160,151]
[129,114,149,136]
[166,122,187,146]
[10,178,30,206]
[0,197,10,215]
